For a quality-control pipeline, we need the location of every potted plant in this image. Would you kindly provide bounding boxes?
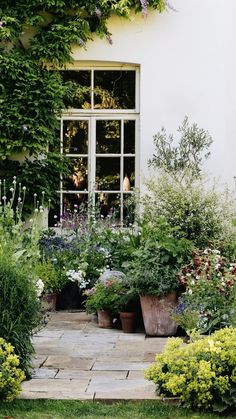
[84,279,124,328]
[34,259,66,311]
[119,289,139,333]
[128,217,192,336]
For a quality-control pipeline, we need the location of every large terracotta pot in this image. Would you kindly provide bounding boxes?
[120,312,137,333]
[140,293,178,336]
[97,310,113,328]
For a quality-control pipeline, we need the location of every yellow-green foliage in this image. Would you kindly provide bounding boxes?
[0,338,25,402]
[145,327,236,413]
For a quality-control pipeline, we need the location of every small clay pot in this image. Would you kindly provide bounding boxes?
[120,312,137,333]
[97,310,113,328]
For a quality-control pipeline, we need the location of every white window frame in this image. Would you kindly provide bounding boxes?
[57,64,140,225]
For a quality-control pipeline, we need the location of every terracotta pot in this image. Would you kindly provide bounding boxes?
[97,310,113,328]
[140,293,178,336]
[41,292,57,311]
[120,312,137,333]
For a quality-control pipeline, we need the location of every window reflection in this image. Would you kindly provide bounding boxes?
[96,157,120,190]
[63,120,88,154]
[63,193,88,212]
[63,158,88,191]
[124,157,135,190]
[123,194,135,226]
[124,120,135,154]
[61,70,91,109]
[96,120,121,154]
[96,193,121,220]
[94,71,135,109]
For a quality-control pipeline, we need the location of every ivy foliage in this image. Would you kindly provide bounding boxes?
[0,0,167,207]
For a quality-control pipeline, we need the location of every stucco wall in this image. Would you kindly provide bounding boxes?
[71,0,236,189]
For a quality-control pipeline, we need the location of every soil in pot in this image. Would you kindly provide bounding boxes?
[120,312,137,333]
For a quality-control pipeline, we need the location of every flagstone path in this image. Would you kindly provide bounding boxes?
[21,311,168,400]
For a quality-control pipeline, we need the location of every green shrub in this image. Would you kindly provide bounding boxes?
[0,256,41,376]
[143,176,233,248]
[0,337,25,402]
[146,118,235,248]
[84,279,125,314]
[145,327,236,413]
[34,259,65,293]
[127,217,192,296]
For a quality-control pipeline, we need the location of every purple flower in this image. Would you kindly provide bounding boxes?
[0,22,4,28]
[106,35,113,45]
[79,38,85,47]
[140,0,149,16]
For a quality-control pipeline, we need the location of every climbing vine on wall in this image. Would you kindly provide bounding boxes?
[0,0,168,207]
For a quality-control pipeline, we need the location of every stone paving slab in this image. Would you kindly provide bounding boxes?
[92,361,151,371]
[55,370,128,380]
[33,368,58,379]
[22,379,90,392]
[21,311,167,401]
[44,356,95,370]
[35,346,78,356]
[87,379,153,393]
[127,370,145,380]
[94,392,159,400]
[31,355,48,369]
[20,391,94,400]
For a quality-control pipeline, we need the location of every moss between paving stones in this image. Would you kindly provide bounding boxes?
[0,400,233,419]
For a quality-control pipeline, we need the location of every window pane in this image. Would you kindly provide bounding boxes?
[63,120,88,154]
[96,120,121,154]
[123,194,135,226]
[63,193,88,213]
[61,70,91,108]
[96,157,120,190]
[63,158,88,191]
[96,193,121,220]
[123,157,135,190]
[94,71,135,109]
[124,120,135,154]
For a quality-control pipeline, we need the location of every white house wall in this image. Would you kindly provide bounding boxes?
[72,0,235,189]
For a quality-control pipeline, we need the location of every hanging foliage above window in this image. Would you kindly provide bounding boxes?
[0,0,169,207]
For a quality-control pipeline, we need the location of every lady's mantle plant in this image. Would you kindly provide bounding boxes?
[145,327,236,413]
[0,338,25,402]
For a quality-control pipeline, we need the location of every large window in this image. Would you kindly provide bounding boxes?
[49,66,139,226]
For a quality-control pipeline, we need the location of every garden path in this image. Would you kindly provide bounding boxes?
[20,312,167,400]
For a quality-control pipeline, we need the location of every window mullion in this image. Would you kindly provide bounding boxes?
[120,119,124,224]
[91,70,94,110]
[90,117,96,206]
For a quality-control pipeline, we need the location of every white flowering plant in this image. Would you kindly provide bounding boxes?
[66,268,90,290]
[177,248,236,333]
